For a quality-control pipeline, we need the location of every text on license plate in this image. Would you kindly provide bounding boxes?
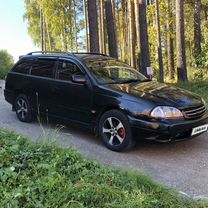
[191,124,208,136]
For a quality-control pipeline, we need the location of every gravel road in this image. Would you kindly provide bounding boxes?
[0,80,208,198]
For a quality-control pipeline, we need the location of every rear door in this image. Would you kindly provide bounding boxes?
[51,58,92,125]
[26,57,57,115]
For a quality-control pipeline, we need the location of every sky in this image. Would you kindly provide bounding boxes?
[0,0,39,61]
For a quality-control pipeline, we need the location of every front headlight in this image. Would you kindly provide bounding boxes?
[150,106,183,119]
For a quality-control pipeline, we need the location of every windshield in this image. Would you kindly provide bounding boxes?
[84,59,147,84]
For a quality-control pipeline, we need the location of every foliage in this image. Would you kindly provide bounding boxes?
[194,43,208,70]
[147,0,175,79]
[0,129,207,207]
[185,1,208,71]
[175,81,208,103]
[0,50,14,79]
[24,0,84,52]
[23,0,208,82]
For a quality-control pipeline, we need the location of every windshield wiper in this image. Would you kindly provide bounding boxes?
[142,79,152,82]
[118,79,141,84]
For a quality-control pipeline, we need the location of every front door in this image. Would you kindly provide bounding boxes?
[51,59,92,125]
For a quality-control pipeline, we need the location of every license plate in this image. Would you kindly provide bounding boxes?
[191,124,208,136]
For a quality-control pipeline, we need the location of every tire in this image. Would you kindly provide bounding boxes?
[98,109,134,152]
[14,94,34,123]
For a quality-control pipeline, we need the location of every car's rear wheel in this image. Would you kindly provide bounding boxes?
[14,94,34,122]
[99,110,134,152]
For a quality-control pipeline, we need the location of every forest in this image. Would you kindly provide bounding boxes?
[24,0,208,83]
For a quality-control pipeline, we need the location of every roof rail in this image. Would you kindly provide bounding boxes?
[27,51,73,56]
[72,52,108,57]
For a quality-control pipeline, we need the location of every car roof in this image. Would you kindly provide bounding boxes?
[74,54,114,62]
[18,52,115,63]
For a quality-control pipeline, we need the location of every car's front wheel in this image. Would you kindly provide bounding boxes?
[14,94,34,123]
[99,110,134,152]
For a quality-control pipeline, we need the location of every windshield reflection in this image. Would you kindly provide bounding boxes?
[85,59,147,85]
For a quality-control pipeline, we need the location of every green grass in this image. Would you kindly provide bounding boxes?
[174,81,208,103]
[0,129,207,207]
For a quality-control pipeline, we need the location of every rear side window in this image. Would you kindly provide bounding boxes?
[56,60,82,81]
[12,60,32,74]
[31,59,56,78]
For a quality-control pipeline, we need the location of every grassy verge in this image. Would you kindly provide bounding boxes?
[174,81,208,103]
[0,129,207,207]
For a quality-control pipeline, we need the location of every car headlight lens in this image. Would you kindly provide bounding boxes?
[150,106,183,119]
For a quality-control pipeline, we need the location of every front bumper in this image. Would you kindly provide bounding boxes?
[128,113,208,142]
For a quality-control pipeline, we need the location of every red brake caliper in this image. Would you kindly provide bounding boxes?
[119,128,125,138]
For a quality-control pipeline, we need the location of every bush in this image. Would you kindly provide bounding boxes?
[193,69,204,81]
[0,50,14,79]
[0,129,207,207]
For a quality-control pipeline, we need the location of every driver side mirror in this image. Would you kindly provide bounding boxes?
[72,74,87,84]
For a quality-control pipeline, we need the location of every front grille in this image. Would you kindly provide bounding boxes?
[183,104,207,119]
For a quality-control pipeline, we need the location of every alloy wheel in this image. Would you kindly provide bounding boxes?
[16,98,28,120]
[102,117,125,146]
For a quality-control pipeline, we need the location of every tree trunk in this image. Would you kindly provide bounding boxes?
[62,2,67,51]
[40,8,44,51]
[87,0,100,53]
[99,0,106,54]
[111,0,116,19]
[167,0,175,80]
[68,1,73,51]
[43,15,47,51]
[205,7,208,21]
[105,0,118,58]
[155,0,164,82]
[139,0,151,76]
[134,0,141,70]
[121,0,127,61]
[83,0,89,52]
[73,1,78,52]
[194,0,201,57]
[176,0,188,82]
[45,19,52,51]
[116,0,122,58]
[147,0,152,5]
[128,0,136,67]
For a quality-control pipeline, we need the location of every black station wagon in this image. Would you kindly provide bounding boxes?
[4,51,208,151]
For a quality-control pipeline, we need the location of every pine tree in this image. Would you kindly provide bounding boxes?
[87,0,100,53]
[155,0,164,82]
[167,0,175,80]
[176,0,188,82]
[139,0,151,76]
[105,0,118,58]
[194,0,202,57]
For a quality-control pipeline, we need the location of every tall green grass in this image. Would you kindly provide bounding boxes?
[0,129,207,207]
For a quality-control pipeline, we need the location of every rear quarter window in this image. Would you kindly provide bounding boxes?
[12,60,32,74]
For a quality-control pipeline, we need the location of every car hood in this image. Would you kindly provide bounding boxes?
[106,81,202,108]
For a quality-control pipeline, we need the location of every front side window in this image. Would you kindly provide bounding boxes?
[31,59,56,78]
[57,60,81,81]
